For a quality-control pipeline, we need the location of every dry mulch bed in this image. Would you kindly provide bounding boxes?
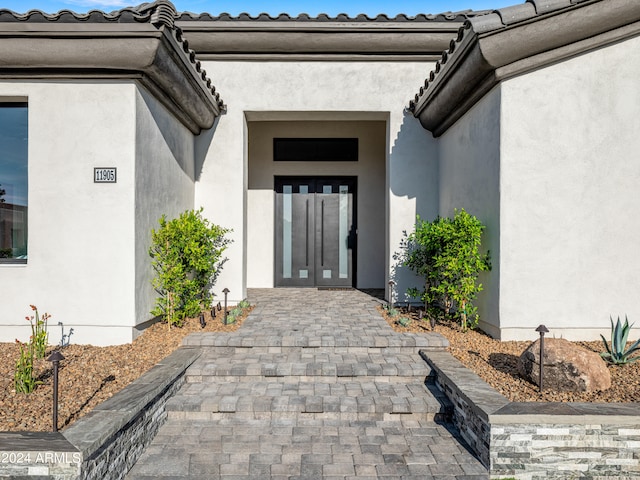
[0,307,251,432]
[2,302,639,433]
[380,305,640,403]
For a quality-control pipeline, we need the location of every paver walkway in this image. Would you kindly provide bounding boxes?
[126,288,488,479]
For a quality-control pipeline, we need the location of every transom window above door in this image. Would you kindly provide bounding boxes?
[273,138,358,162]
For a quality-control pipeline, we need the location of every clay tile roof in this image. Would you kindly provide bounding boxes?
[410,0,640,136]
[175,10,488,23]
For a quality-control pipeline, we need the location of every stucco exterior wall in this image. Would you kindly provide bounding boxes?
[499,36,640,340]
[195,61,438,303]
[0,82,137,346]
[438,87,501,336]
[134,88,195,333]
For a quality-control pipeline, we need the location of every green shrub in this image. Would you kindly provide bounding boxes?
[149,208,230,328]
[601,316,640,365]
[402,209,490,331]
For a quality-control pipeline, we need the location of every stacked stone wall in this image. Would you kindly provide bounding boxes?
[421,348,640,479]
[0,347,200,480]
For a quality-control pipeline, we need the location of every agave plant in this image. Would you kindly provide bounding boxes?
[600,316,640,365]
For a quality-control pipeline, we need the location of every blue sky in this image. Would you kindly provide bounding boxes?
[2,0,518,16]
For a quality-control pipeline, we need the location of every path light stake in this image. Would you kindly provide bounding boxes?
[535,325,549,392]
[199,312,206,329]
[47,351,65,432]
[388,280,396,309]
[223,288,230,325]
[430,316,436,331]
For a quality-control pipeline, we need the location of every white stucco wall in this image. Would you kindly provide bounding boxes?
[246,120,386,289]
[196,61,438,303]
[133,88,195,333]
[438,87,501,335]
[0,82,137,346]
[498,37,640,340]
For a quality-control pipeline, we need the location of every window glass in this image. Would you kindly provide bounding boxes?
[0,103,28,263]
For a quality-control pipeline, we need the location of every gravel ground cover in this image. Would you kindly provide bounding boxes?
[2,301,638,433]
[0,307,251,432]
[380,305,640,403]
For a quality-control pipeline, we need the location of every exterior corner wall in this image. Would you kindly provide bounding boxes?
[195,109,247,304]
[438,86,501,337]
[389,110,440,303]
[0,81,138,346]
[134,87,196,330]
[499,35,640,341]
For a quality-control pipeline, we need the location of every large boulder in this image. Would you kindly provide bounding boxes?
[518,338,611,392]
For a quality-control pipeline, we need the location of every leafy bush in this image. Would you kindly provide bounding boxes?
[601,316,640,365]
[149,208,230,328]
[401,209,490,331]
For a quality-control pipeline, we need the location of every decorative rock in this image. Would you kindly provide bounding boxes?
[518,338,611,392]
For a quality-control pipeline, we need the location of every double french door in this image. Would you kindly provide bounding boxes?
[275,176,356,287]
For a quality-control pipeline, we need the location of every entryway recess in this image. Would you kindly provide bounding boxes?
[275,176,356,287]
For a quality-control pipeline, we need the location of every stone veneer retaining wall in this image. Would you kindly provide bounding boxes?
[0,346,200,480]
[421,349,640,479]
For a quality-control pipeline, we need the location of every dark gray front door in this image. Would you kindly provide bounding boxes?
[275,177,356,287]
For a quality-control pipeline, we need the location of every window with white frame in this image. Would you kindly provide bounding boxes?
[0,103,28,263]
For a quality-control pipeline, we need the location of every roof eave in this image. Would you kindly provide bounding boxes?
[176,20,465,59]
[412,0,640,137]
[0,22,222,134]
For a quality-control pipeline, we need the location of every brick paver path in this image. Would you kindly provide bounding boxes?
[126,288,488,479]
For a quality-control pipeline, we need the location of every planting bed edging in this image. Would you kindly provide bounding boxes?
[0,346,200,480]
[420,349,640,479]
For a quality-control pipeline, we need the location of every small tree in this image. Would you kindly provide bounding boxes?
[403,209,491,331]
[149,208,230,328]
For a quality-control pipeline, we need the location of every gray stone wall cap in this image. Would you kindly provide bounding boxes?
[420,349,510,420]
[491,400,640,424]
[0,432,78,452]
[62,346,199,455]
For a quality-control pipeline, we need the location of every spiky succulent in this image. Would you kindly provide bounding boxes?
[600,316,640,365]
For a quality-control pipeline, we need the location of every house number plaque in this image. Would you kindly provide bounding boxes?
[94,167,117,183]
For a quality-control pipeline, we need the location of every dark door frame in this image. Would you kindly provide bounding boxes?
[274,175,357,288]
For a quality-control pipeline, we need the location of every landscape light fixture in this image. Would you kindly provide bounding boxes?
[47,351,65,432]
[223,288,230,325]
[388,280,396,309]
[535,324,549,392]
